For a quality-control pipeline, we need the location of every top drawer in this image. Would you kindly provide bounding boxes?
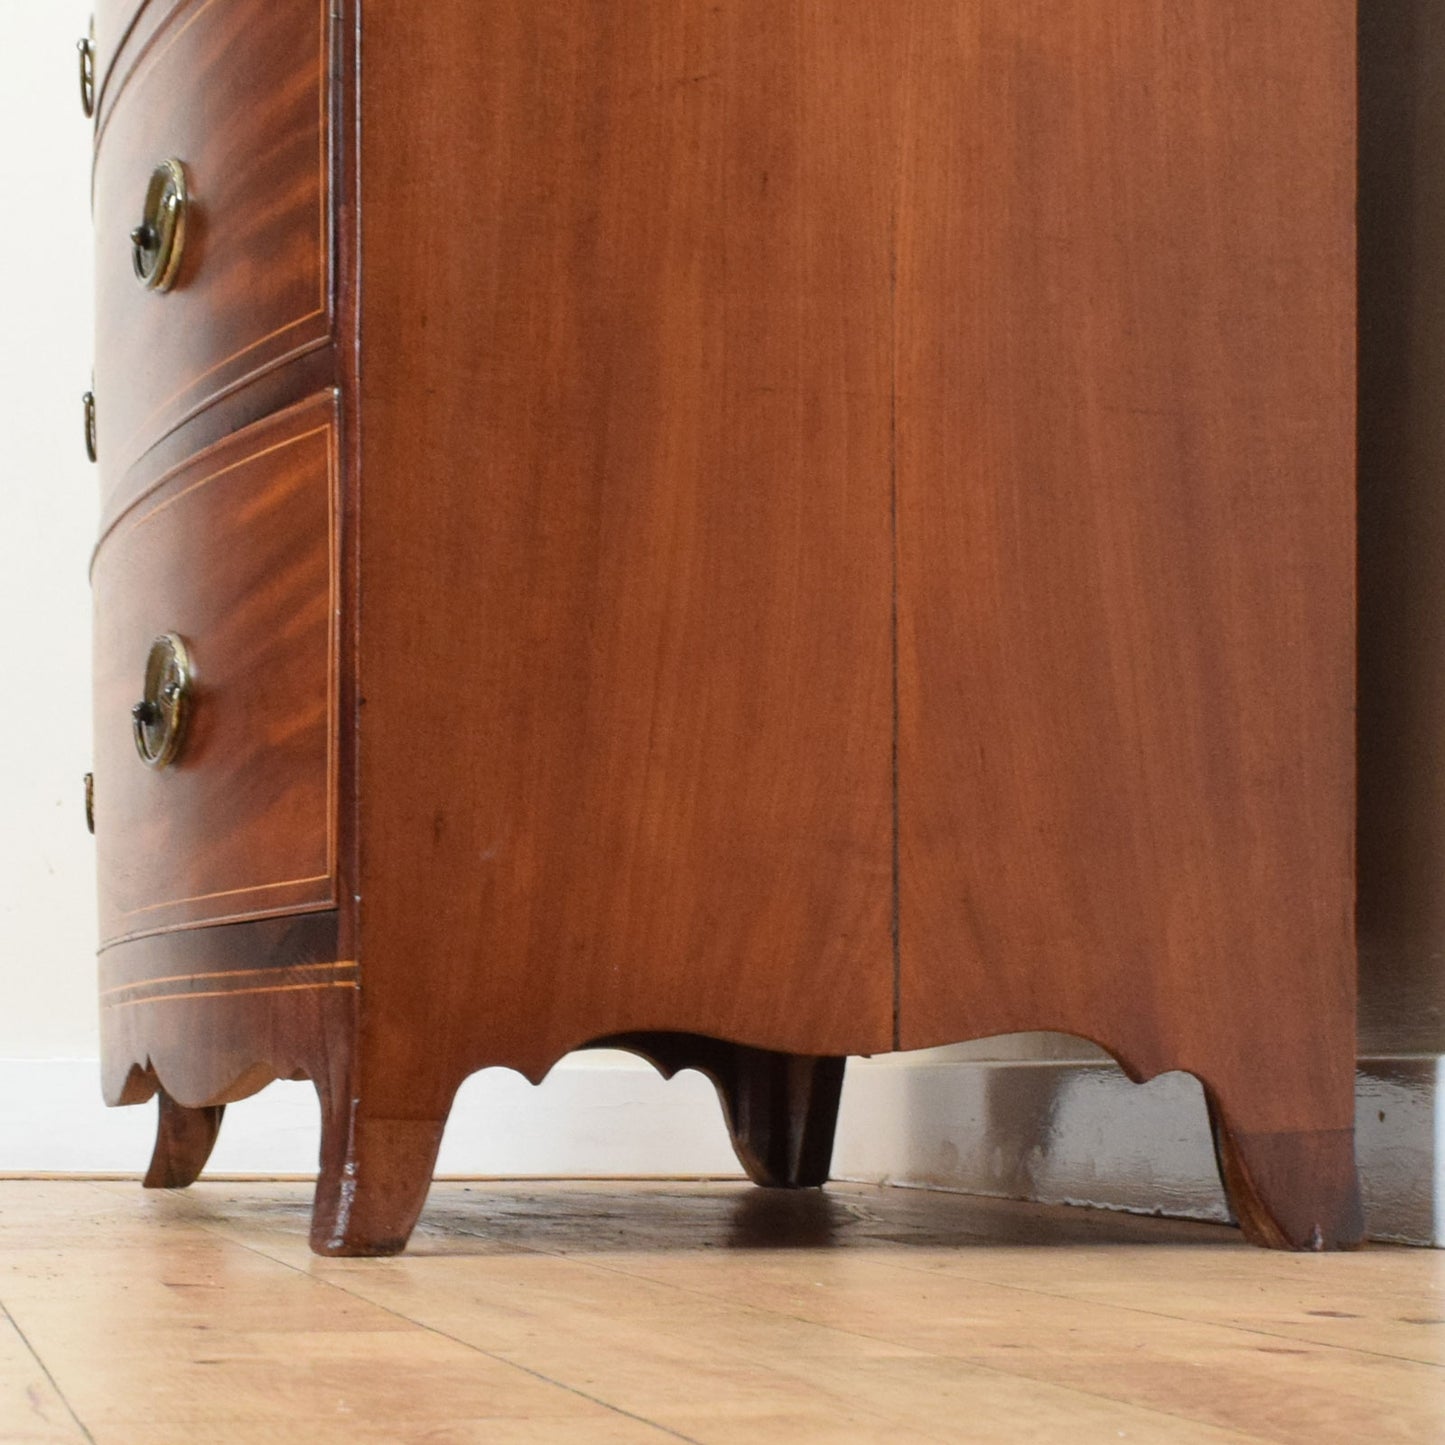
[91,1,180,111]
[92,0,332,496]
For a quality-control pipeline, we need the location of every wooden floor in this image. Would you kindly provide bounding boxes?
[0,1180,1438,1443]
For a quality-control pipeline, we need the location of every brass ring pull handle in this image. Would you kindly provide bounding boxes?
[131,160,189,292]
[82,390,97,463]
[132,634,194,770]
[78,31,96,119]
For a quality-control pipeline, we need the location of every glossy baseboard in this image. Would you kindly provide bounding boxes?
[831,1054,1444,1248]
[5,1053,1432,1242]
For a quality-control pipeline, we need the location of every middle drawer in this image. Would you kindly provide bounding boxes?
[91,394,340,948]
[92,0,333,506]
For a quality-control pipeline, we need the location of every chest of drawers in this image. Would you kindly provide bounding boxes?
[84,0,1363,1254]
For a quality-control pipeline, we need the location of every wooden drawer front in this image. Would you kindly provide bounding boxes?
[92,0,331,498]
[92,396,338,947]
[92,0,182,114]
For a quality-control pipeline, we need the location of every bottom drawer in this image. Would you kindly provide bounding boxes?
[92,394,339,946]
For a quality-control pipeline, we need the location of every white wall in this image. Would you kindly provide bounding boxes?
[0,0,103,1061]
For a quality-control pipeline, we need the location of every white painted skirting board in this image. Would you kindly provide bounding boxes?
[1,1053,1437,1245]
[832,1054,1443,1248]
[0,1054,742,1180]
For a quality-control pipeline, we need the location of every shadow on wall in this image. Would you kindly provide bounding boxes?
[1357,0,1445,1053]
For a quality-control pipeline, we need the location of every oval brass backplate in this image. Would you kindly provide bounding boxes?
[132,633,194,770]
[131,159,189,292]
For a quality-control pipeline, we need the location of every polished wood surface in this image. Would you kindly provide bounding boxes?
[91,0,331,495]
[356,0,898,1099]
[892,2,1359,1202]
[92,0,183,116]
[93,347,337,542]
[335,0,1359,1250]
[101,961,354,1113]
[97,908,342,1001]
[91,396,338,945]
[3,1180,1440,1445]
[90,0,1362,1255]
[142,1090,224,1188]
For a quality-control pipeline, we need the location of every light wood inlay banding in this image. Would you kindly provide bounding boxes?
[91,398,339,946]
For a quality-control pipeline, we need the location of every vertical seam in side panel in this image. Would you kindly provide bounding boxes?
[889,197,902,1053]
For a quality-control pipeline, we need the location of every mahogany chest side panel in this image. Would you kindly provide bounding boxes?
[896,3,1358,1137]
[352,2,903,1097]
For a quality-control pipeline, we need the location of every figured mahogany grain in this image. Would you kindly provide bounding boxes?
[91,395,339,945]
[97,912,350,1124]
[92,347,337,543]
[102,971,356,1114]
[91,0,332,497]
[91,0,181,123]
[98,910,344,1002]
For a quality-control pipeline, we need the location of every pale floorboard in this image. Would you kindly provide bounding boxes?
[0,1179,1437,1444]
